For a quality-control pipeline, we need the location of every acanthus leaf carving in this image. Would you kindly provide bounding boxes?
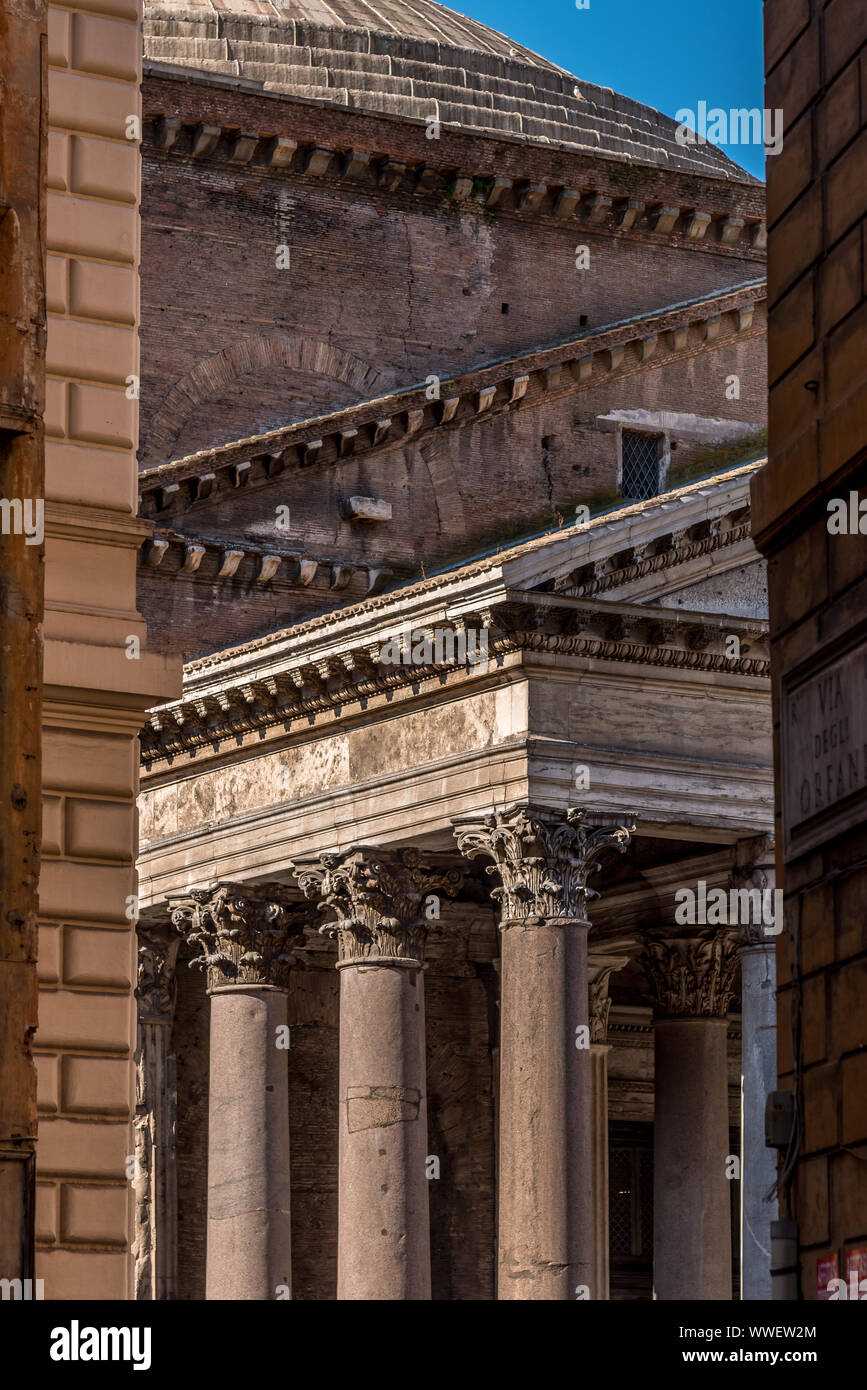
[168,881,305,990]
[291,846,463,966]
[452,804,636,925]
[643,929,739,1018]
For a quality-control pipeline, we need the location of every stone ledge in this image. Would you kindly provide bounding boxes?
[138,280,767,518]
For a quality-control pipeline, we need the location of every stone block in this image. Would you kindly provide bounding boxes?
[768,274,815,385]
[69,258,136,324]
[44,377,67,439]
[36,1182,59,1244]
[39,860,134,923]
[46,316,136,385]
[37,926,61,985]
[825,128,867,246]
[823,0,867,83]
[70,135,138,204]
[65,798,134,861]
[46,254,68,314]
[45,440,136,512]
[832,960,867,1055]
[48,69,137,142]
[798,1156,829,1246]
[818,227,862,337]
[62,1056,132,1116]
[47,130,68,191]
[801,974,826,1065]
[37,1248,130,1301]
[35,1053,60,1114]
[803,1061,839,1152]
[63,925,134,989]
[36,1119,130,1178]
[768,185,821,304]
[35,989,132,1052]
[47,192,137,263]
[71,14,139,83]
[817,60,860,170]
[68,382,136,448]
[61,1184,129,1245]
[801,882,835,973]
[47,5,70,67]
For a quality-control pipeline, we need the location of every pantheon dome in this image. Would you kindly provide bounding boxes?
[143,0,753,179]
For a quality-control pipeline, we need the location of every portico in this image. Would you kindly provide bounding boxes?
[134,467,776,1300]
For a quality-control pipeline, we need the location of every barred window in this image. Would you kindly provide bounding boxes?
[621,431,662,500]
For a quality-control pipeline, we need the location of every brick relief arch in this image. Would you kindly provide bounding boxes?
[140,335,387,464]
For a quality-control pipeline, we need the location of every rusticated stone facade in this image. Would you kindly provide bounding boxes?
[32,0,180,1300]
[0,0,46,1293]
[752,0,867,1302]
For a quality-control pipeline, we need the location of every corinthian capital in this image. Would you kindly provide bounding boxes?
[291,846,463,967]
[136,924,180,1022]
[643,930,739,1019]
[168,882,305,991]
[452,804,636,925]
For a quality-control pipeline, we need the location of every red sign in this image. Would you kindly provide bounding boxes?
[816,1253,839,1300]
[845,1247,867,1299]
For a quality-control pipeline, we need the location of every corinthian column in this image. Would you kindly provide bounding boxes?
[644,929,739,1300]
[133,924,180,1300]
[732,836,778,1300]
[453,805,635,1300]
[588,950,629,1301]
[170,883,304,1301]
[293,847,462,1301]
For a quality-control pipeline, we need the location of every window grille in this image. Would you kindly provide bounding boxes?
[621,431,661,500]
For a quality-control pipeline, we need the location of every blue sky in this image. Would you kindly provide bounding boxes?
[456,0,766,179]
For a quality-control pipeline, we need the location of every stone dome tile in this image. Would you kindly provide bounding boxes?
[144,0,758,181]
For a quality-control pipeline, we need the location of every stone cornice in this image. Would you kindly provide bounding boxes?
[152,462,761,694]
[140,527,405,597]
[140,591,769,766]
[556,504,753,598]
[138,281,765,509]
[142,66,765,250]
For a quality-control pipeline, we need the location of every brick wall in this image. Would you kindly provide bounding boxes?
[138,318,767,657]
[36,0,180,1300]
[752,0,867,1300]
[139,101,764,467]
